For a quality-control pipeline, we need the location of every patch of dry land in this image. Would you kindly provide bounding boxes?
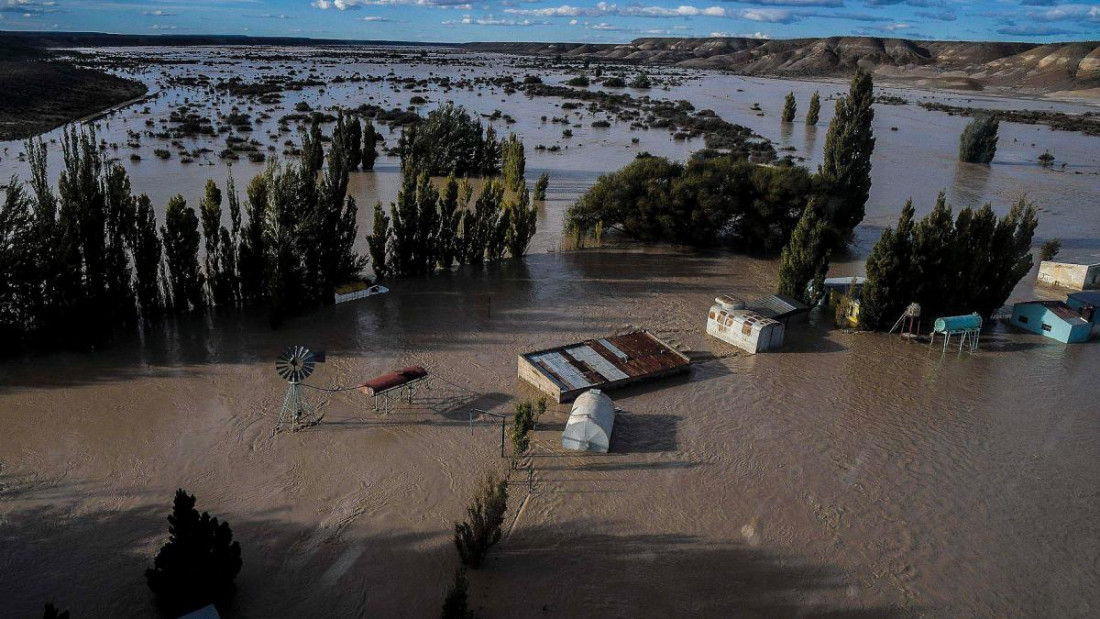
[1,248,1098,617]
[0,42,147,141]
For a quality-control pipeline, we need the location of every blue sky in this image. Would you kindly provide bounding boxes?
[2,0,1098,43]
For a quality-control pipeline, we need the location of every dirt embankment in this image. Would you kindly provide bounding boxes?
[464,36,1100,98]
[0,41,147,141]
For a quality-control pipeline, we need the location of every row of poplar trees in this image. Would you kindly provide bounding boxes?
[369,111,538,280]
[0,113,364,347]
[0,109,536,350]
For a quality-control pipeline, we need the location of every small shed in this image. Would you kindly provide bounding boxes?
[562,390,615,453]
[1010,301,1092,343]
[1037,261,1100,291]
[1067,291,1100,338]
[707,296,784,354]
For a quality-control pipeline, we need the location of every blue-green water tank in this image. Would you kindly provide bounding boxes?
[934,313,982,333]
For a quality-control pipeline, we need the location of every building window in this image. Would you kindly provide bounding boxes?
[1041,323,1052,332]
[1018,315,1029,324]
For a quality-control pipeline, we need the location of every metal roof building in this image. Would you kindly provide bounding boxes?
[1011,301,1092,344]
[747,294,810,322]
[518,331,691,403]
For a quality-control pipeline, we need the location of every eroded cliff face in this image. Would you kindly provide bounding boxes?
[464,36,1100,95]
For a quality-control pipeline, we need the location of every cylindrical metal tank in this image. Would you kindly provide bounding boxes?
[934,313,982,333]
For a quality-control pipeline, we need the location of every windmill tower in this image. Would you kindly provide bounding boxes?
[275,346,325,432]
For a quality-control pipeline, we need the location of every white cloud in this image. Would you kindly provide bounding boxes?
[709,31,770,38]
[1027,5,1100,22]
[314,0,471,8]
[504,3,797,23]
[142,10,176,17]
[442,13,548,25]
[150,24,178,30]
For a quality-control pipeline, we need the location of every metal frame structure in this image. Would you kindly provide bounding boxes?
[275,346,324,432]
[369,373,432,414]
[930,325,981,353]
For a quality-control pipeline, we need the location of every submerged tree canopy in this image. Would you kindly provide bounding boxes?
[564,154,813,251]
[398,102,502,177]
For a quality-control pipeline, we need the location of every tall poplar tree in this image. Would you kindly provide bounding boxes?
[806,91,821,125]
[162,195,204,312]
[818,70,875,247]
[776,200,831,306]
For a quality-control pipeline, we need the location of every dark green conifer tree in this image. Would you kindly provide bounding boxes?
[162,195,205,312]
[818,70,875,247]
[806,91,821,125]
[777,199,831,306]
[781,92,797,123]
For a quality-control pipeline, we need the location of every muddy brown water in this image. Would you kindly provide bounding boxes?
[1,48,1099,617]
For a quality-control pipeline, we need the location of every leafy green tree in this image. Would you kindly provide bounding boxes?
[413,171,440,275]
[958,115,999,164]
[362,120,379,171]
[441,569,473,619]
[510,400,536,456]
[162,195,205,312]
[461,180,504,265]
[505,187,537,259]
[806,91,820,125]
[0,178,37,343]
[341,113,363,170]
[146,489,242,617]
[860,193,1038,329]
[781,92,797,123]
[630,72,652,89]
[399,103,497,176]
[237,172,268,303]
[199,179,227,305]
[453,474,508,569]
[480,124,501,177]
[389,171,419,277]
[857,200,915,330]
[263,165,306,328]
[777,200,831,306]
[501,133,526,192]
[102,163,137,323]
[436,175,462,271]
[533,172,549,201]
[818,70,875,247]
[1040,238,1061,261]
[131,194,164,318]
[367,201,391,280]
[302,117,324,174]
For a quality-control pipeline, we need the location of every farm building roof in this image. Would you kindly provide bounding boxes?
[747,294,809,320]
[1067,291,1100,306]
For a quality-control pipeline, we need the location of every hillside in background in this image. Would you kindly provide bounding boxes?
[465,37,1100,97]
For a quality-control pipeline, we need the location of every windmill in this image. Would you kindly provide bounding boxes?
[275,345,325,432]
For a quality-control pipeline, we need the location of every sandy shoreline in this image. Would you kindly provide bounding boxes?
[2,247,1097,616]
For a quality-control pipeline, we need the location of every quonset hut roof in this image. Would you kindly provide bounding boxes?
[562,389,615,453]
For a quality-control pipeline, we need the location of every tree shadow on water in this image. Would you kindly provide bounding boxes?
[477,526,914,617]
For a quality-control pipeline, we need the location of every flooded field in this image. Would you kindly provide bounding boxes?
[1,47,1099,617]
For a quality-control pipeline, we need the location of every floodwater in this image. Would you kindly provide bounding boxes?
[1,47,1099,617]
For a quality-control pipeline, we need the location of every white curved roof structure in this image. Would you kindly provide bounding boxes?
[562,390,615,453]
